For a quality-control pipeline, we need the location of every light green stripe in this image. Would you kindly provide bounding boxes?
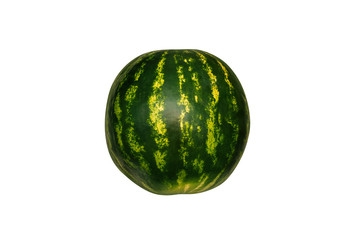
[191,72,201,102]
[114,93,122,121]
[124,63,151,174]
[196,51,221,164]
[148,52,169,171]
[216,60,238,112]
[217,59,240,161]
[113,93,135,168]
[134,62,146,82]
[139,180,157,193]
[189,173,209,193]
[114,93,124,150]
[200,169,225,192]
[225,118,240,162]
[176,64,193,167]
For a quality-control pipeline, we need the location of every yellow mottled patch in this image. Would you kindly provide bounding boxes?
[152,75,165,90]
[148,101,167,139]
[212,86,219,103]
[134,62,146,82]
[114,124,123,148]
[197,52,207,65]
[184,122,193,145]
[177,66,186,84]
[127,126,144,153]
[154,136,169,149]
[148,52,169,171]
[149,95,167,137]
[114,94,121,120]
[148,57,168,135]
[113,94,124,149]
[179,112,185,130]
[180,148,189,166]
[190,72,201,108]
[154,150,166,171]
[206,113,217,156]
[125,85,138,111]
[179,93,190,113]
[191,73,201,91]
[193,157,204,174]
[197,125,201,133]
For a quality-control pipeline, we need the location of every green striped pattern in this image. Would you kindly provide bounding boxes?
[105,49,250,195]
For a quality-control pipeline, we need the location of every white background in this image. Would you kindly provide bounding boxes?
[1,0,359,239]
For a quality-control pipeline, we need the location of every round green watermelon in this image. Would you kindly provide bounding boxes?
[105,49,250,195]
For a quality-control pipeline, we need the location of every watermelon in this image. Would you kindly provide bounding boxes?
[105,49,250,195]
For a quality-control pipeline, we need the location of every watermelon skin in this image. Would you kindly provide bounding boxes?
[105,49,250,195]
